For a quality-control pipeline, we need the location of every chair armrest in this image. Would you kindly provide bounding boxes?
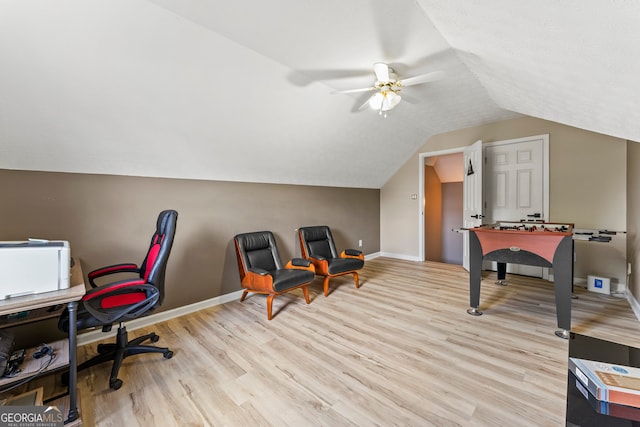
[83,278,146,300]
[307,256,329,275]
[247,267,270,276]
[290,258,311,267]
[285,258,315,273]
[341,249,364,260]
[82,280,159,324]
[88,263,140,288]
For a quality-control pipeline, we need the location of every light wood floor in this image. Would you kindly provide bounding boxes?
[73,258,640,426]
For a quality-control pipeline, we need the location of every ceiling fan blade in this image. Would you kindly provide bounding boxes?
[333,87,374,94]
[288,68,374,86]
[373,62,390,82]
[357,94,375,111]
[399,70,445,87]
[400,92,420,104]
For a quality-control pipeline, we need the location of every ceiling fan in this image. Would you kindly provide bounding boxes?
[334,62,444,117]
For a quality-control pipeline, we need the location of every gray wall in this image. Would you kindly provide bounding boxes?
[442,182,463,265]
[628,141,640,300]
[0,169,380,346]
[424,166,442,262]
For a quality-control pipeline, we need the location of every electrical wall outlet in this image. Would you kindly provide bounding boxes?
[358,240,363,247]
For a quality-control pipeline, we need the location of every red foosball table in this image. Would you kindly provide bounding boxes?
[467,221,574,338]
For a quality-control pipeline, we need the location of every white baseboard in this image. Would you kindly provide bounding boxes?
[364,252,381,260]
[626,288,640,323]
[79,253,383,346]
[573,277,587,287]
[379,252,421,262]
[77,289,245,346]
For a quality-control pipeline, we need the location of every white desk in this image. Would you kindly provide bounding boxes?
[0,260,85,424]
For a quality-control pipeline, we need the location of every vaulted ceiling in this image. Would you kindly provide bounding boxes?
[1,1,638,188]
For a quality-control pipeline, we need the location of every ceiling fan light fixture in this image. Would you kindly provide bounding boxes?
[335,62,441,116]
[385,91,401,110]
[369,90,401,113]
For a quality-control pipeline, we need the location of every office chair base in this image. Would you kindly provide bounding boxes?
[65,326,173,390]
[96,332,160,354]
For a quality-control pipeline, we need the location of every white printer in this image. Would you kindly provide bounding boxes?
[0,240,71,299]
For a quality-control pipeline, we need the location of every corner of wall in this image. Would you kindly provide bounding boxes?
[626,288,640,323]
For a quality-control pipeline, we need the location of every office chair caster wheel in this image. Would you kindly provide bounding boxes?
[164,350,173,359]
[150,334,160,343]
[110,379,123,390]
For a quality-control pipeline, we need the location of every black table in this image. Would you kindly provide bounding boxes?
[567,333,640,426]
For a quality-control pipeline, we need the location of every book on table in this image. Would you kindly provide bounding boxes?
[569,370,640,421]
[569,357,640,408]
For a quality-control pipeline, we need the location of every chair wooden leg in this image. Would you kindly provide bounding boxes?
[302,286,310,304]
[353,271,360,288]
[323,276,331,297]
[266,294,275,320]
[240,290,249,302]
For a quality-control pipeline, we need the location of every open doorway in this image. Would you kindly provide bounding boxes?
[423,152,464,265]
[418,135,549,270]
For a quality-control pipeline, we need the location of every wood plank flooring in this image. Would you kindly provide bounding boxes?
[74,258,640,426]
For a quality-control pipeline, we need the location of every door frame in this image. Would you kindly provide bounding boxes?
[418,134,549,263]
[418,147,466,262]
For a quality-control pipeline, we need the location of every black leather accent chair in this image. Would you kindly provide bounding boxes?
[59,210,178,390]
[234,231,315,320]
[298,225,364,297]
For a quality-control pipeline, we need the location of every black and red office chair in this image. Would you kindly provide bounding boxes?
[59,209,178,390]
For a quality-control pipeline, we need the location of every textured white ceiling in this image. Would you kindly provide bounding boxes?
[0,1,636,188]
[428,153,464,183]
[418,0,640,142]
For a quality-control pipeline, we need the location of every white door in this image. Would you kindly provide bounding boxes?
[462,140,483,271]
[483,135,548,277]
[484,139,545,223]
